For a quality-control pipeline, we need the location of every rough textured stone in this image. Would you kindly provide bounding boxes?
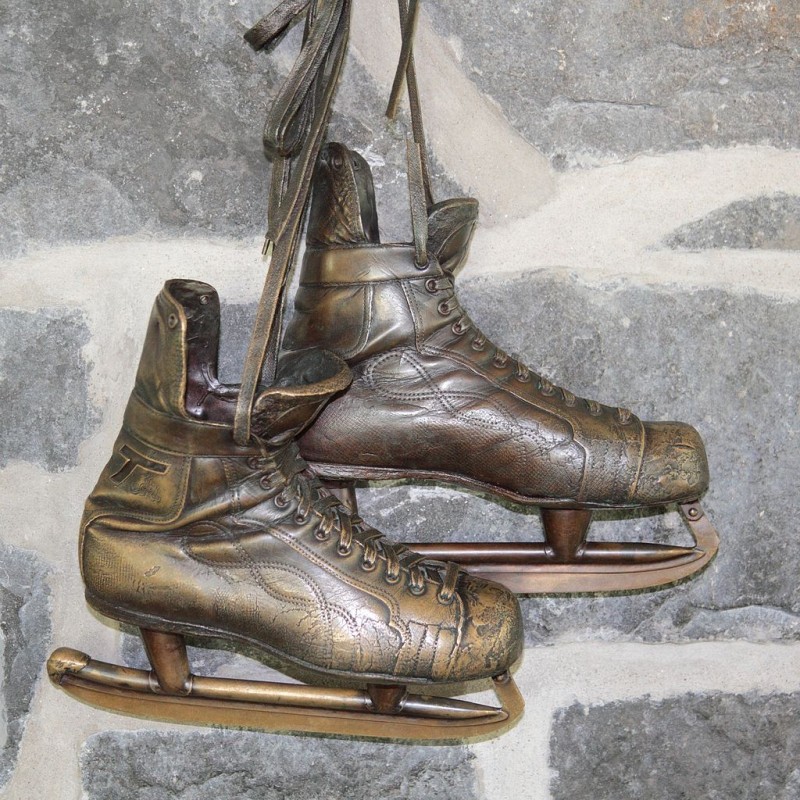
[0,542,52,790]
[0,308,98,471]
[663,193,800,250]
[214,272,800,645]
[0,1,458,256]
[550,692,800,799]
[81,730,477,800]
[426,0,800,166]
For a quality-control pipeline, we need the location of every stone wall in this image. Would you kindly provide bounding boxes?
[1,0,798,797]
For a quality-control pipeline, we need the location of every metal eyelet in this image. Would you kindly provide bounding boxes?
[314,528,331,542]
[408,582,426,596]
[259,475,273,489]
[437,590,455,605]
[414,257,430,270]
[248,457,262,470]
[515,370,531,382]
[384,571,401,585]
[471,339,485,351]
[360,558,377,572]
[452,321,466,336]
[425,278,438,293]
[493,357,508,369]
[437,301,451,316]
[274,493,290,508]
[295,511,309,524]
[167,314,178,329]
[337,542,352,557]
[588,401,602,416]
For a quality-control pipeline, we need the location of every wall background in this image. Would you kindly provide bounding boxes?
[1,0,798,797]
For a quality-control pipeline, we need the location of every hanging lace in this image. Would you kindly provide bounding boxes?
[235,0,352,447]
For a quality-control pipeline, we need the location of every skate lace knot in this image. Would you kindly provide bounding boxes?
[426,276,632,422]
[250,449,460,601]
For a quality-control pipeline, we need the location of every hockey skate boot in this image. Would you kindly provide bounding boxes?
[48,280,524,740]
[283,142,720,594]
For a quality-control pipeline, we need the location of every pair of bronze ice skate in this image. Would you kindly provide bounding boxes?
[48,0,718,741]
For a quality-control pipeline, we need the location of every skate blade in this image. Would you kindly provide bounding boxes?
[47,648,523,742]
[407,501,720,594]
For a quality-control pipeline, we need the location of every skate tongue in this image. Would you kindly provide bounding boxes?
[427,198,478,276]
[251,349,351,446]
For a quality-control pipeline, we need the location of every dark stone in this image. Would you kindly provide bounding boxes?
[550,692,800,799]
[663,193,800,250]
[0,0,459,255]
[81,730,477,800]
[0,542,52,790]
[0,308,99,471]
[425,0,800,165]
[0,0,274,256]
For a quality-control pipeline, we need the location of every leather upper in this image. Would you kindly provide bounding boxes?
[284,143,710,508]
[81,280,522,683]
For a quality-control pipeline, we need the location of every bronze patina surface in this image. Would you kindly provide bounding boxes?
[49,280,524,739]
[52,281,522,739]
[283,140,719,593]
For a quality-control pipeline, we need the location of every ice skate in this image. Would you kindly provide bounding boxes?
[282,136,720,594]
[48,280,524,740]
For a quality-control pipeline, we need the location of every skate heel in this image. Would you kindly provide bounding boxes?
[141,629,192,696]
[541,509,591,562]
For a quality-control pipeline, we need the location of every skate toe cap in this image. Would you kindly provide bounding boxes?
[634,421,709,504]
[445,574,523,682]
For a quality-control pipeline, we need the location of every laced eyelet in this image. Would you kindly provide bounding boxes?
[360,558,377,572]
[259,475,273,489]
[437,590,455,605]
[452,321,466,336]
[274,493,290,508]
[539,381,556,397]
[515,371,531,382]
[337,542,352,557]
[384,571,401,585]
[425,278,438,293]
[471,339,485,351]
[408,581,426,596]
[414,257,430,270]
[314,528,331,541]
[437,301,451,316]
[295,511,309,524]
[588,401,602,416]
[617,408,632,425]
[493,356,508,369]
[248,457,261,470]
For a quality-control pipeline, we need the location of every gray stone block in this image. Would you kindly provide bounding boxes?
[663,193,800,250]
[0,0,272,256]
[0,0,458,255]
[0,307,99,471]
[550,692,800,799]
[0,542,52,790]
[215,267,800,645]
[425,0,800,166]
[81,730,477,800]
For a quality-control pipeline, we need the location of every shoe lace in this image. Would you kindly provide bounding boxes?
[248,448,460,602]
[425,277,632,424]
